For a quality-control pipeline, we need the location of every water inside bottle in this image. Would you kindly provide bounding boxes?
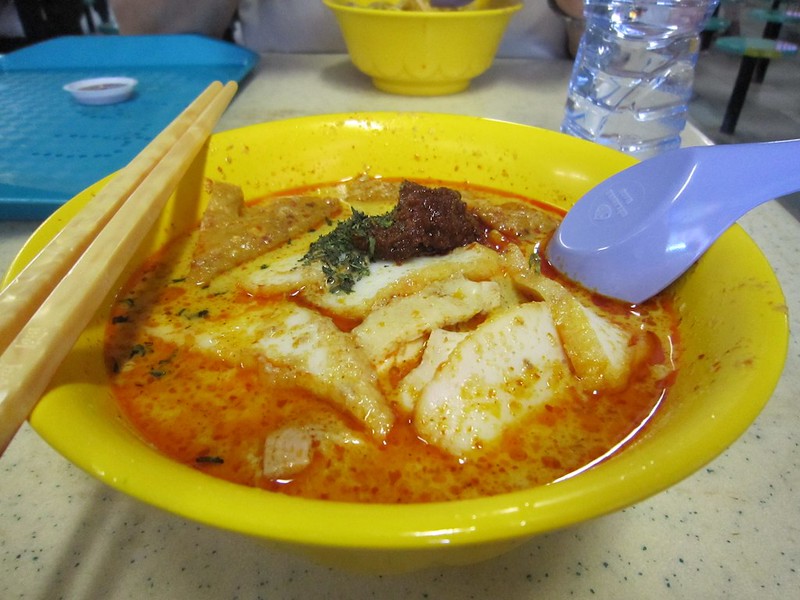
[562,0,717,159]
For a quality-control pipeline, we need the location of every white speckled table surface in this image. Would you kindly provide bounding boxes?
[1,54,798,599]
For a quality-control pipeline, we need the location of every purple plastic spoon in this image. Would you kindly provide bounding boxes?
[546,138,800,304]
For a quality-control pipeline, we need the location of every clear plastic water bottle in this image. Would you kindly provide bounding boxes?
[561,0,719,159]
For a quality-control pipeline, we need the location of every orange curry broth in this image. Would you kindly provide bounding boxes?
[104,180,679,504]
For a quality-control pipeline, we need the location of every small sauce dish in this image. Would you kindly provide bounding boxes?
[63,77,138,105]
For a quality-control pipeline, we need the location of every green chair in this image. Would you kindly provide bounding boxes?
[713,36,799,134]
[749,3,800,81]
[700,2,731,49]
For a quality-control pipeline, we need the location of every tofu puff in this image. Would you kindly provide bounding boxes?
[105,178,678,503]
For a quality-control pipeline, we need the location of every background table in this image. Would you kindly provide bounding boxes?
[2,54,798,599]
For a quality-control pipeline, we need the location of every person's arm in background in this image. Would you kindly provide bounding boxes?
[109,0,239,38]
[549,0,585,57]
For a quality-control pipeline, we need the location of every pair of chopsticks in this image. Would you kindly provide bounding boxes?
[0,80,238,454]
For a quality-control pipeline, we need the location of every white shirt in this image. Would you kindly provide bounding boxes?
[237,1,568,59]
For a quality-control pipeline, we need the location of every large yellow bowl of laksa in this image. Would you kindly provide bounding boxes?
[4,113,787,573]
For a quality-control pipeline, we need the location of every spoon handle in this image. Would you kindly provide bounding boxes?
[547,138,800,304]
[690,138,800,220]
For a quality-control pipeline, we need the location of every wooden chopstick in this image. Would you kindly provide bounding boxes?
[0,80,238,454]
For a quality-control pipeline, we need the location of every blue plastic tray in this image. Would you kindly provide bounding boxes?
[0,35,258,220]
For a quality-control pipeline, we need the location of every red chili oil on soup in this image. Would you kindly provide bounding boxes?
[104,178,679,503]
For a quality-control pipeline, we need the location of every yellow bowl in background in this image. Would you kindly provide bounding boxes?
[322,0,522,95]
[4,113,788,573]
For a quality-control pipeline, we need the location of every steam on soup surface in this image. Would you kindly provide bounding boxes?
[105,177,678,503]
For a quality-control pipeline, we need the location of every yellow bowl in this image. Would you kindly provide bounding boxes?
[4,113,788,573]
[322,0,522,95]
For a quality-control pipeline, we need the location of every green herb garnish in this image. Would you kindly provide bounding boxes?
[529,251,542,274]
[302,209,394,293]
[179,308,210,320]
[129,343,149,359]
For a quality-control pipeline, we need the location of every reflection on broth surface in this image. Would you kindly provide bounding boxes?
[105,177,678,503]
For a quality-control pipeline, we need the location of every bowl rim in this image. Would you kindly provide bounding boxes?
[5,112,788,551]
[322,0,524,18]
